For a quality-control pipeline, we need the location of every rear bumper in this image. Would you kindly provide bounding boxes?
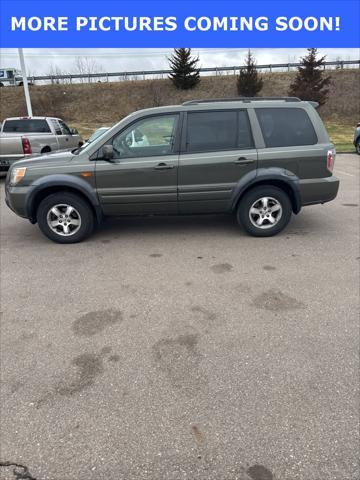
[0,154,32,171]
[299,175,340,206]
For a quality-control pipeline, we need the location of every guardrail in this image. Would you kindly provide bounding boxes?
[1,59,359,85]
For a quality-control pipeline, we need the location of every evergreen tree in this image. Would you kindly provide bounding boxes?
[237,50,263,97]
[289,48,331,105]
[168,48,200,90]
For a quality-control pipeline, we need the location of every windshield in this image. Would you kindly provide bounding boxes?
[88,128,109,143]
[72,127,109,155]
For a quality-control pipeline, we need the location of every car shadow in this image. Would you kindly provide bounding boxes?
[91,214,243,241]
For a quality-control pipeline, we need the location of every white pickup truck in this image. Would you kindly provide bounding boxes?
[0,116,83,170]
[0,68,25,87]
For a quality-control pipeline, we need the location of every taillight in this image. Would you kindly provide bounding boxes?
[327,150,335,172]
[22,137,32,155]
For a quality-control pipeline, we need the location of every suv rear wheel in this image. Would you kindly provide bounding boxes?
[237,185,292,237]
[37,192,94,243]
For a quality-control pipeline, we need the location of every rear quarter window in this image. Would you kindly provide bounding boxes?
[3,119,51,133]
[256,108,317,148]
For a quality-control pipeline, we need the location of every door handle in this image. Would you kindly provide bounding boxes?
[154,163,174,170]
[233,157,254,165]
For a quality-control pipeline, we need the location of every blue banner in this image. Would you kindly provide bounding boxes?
[0,0,359,48]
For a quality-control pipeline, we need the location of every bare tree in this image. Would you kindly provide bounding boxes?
[74,57,103,83]
[47,64,69,84]
[147,80,164,107]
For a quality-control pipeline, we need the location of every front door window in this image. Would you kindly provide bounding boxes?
[111,114,178,159]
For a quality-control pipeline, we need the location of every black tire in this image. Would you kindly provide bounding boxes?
[36,192,94,244]
[356,140,360,155]
[237,185,292,237]
[41,146,51,154]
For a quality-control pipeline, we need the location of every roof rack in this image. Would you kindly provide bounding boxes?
[182,97,301,105]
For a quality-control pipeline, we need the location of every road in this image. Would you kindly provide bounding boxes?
[0,154,359,480]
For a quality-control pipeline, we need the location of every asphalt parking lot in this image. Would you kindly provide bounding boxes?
[0,153,359,480]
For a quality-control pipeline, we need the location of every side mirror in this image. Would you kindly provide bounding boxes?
[102,144,114,161]
[69,127,79,135]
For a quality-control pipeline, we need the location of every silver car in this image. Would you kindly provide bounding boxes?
[354,122,360,155]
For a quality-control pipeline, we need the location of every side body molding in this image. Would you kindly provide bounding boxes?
[26,174,103,222]
[230,167,302,214]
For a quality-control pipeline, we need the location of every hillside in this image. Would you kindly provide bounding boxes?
[0,69,359,148]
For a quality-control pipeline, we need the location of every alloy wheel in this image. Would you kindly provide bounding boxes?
[46,204,82,236]
[249,196,283,229]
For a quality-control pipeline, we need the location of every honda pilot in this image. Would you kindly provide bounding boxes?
[5,97,339,243]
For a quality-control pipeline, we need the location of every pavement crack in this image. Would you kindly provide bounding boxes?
[0,462,37,480]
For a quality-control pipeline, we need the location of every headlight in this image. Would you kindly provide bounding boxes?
[10,167,27,185]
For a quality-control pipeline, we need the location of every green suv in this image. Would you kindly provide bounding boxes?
[5,98,339,243]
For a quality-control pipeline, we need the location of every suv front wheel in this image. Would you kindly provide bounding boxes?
[37,192,94,243]
[237,186,292,237]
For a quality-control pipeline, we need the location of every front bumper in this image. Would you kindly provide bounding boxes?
[5,183,35,219]
[299,175,340,206]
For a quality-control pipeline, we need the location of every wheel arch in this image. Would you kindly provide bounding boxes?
[26,175,102,224]
[231,168,302,214]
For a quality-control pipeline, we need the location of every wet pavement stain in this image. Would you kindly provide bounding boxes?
[101,239,111,244]
[153,333,206,395]
[263,265,276,271]
[18,332,36,342]
[342,203,358,207]
[72,309,122,336]
[287,231,310,236]
[247,464,273,480]
[211,263,233,273]
[55,353,105,397]
[36,348,116,407]
[191,425,205,446]
[253,289,305,311]
[10,381,23,394]
[236,282,252,294]
[101,346,112,355]
[108,354,120,363]
[149,253,162,257]
[191,306,217,322]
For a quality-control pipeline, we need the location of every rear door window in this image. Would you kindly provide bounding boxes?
[256,108,317,147]
[58,120,72,135]
[49,119,62,135]
[186,110,253,153]
[3,119,51,133]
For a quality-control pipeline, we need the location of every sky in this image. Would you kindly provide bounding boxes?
[0,48,358,76]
